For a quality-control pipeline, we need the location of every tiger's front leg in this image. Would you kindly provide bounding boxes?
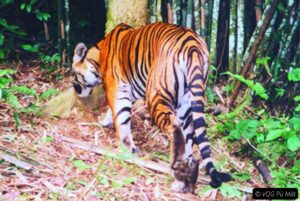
[99,107,114,127]
[108,88,137,153]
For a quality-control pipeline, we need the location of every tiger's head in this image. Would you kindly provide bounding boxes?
[72,43,101,97]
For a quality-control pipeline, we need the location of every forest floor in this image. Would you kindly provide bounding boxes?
[0,65,266,201]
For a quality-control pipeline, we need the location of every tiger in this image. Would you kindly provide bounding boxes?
[72,23,231,193]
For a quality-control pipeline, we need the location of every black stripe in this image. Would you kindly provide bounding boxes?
[180,107,192,120]
[194,132,208,144]
[117,107,131,116]
[185,133,194,143]
[200,145,211,159]
[193,117,206,129]
[121,117,131,125]
[183,115,193,130]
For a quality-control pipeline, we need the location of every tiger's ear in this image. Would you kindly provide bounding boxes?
[73,43,87,63]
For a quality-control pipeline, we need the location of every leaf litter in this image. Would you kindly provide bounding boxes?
[0,64,264,200]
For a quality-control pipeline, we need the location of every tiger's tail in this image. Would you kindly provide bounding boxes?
[187,49,231,188]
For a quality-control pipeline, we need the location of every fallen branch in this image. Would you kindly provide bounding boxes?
[0,151,33,170]
[253,159,272,184]
[61,136,253,193]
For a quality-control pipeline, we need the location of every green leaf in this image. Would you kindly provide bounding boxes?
[3,92,22,109]
[294,95,300,102]
[13,110,21,128]
[288,68,300,82]
[0,68,16,77]
[22,44,39,53]
[42,136,54,143]
[40,88,60,101]
[73,160,90,171]
[224,72,269,100]
[26,4,31,12]
[20,3,26,10]
[266,129,286,141]
[0,77,12,87]
[287,135,300,152]
[229,130,241,140]
[122,177,136,185]
[0,33,4,46]
[220,183,242,199]
[35,11,51,21]
[0,89,2,99]
[236,119,260,139]
[289,118,300,130]
[98,175,109,186]
[295,104,300,112]
[0,18,8,27]
[0,49,4,59]
[11,86,36,95]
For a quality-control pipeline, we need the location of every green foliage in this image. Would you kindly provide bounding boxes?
[219,183,242,199]
[224,72,269,100]
[288,68,300,82]
[73,160,91,171]
[0,68,41,128]
[40,88,60,101]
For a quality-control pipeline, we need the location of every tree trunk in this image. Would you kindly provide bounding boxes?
[229,0,237,73]
[210,0,220,62]
[236,0,244,73]
[205,0,214,50]
[173,0,181,24]
[64,0,71,65]
[215,0,230,79]
[57,0,64,67]
[106,0,148,34]
[230,0,280,106]
[186,0,193,28]
[194,0,201,35]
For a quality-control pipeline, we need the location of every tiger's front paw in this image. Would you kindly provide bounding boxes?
[99,108,113,127]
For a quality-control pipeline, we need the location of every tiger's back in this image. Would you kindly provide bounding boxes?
[72,23,231,193]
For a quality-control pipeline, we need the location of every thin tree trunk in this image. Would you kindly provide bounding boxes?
[156,0,163,22]
[229,0,237,73]
[173,0,181,24]
[230,0,280,106]
[194,0,201,35]
[65,0,71,65]
[181,0,187,26]
[255,0,262,22]
[149,0,157,23]
[200,0,206,37]
[206,0,214,50]
[167,1,173,23]
[57,0,65,66]
[186,0,193,28]
[236,0,244,73]
[215,0,230,79]
[210,0,219,62]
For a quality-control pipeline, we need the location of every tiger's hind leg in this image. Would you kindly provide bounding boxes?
[148,97,191,192]
[175,92,199,194]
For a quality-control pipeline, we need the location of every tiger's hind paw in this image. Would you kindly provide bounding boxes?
[171,181,186,192]
[210,170,232,188]
[171,159,189,181]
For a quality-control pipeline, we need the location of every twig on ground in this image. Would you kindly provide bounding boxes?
[0,151,33,170]
[213,86,226,105]
[243,138,272,163]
